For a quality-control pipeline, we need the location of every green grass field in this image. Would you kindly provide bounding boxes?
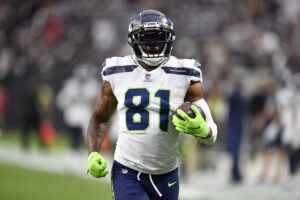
[0,131,298,200]
[0,162,112,200]
[0,131,212,200]
[0,130,71,150]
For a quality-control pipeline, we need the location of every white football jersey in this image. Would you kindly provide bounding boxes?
[101,55,202,174]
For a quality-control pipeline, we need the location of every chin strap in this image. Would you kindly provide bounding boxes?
[135,43,170,66]
[136,56,165,66]
[135,55,170,67]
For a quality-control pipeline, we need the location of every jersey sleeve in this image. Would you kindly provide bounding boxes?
[188,59,203,83]
[101,59,109,81]
[101,58,114,89]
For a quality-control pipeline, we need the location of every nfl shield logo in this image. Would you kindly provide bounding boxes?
[145,73,151,80]
[122,168,128,174]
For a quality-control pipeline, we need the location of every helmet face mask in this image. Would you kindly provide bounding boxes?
[128,10,176,66]
[138,31,167,44]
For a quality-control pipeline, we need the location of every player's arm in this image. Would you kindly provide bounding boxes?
[173,81,217,145]
[87,81,118,178]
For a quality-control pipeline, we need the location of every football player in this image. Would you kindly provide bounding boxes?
[87,10,217,200]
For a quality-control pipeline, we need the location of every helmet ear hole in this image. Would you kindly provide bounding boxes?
[172,35,176,42]
[128,37,132,44]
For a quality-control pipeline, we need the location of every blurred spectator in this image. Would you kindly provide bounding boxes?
[0,43,11,136]
[248,85,268,159]
[226,81,245,183]
[56,63,99,150]
[43,17,64,45]
[0,85,7,136]
[206,78,227,147]
[278,78,300,189]
[91,19,117,52]
[258,79,284,183]
[20,64,43,150]
[206,79,227,128]
[37,84,56,146]
[0,43,12,81]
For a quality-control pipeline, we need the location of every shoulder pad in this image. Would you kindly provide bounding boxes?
[102,56,133,69]
[168,56,202,70]
[101,56,137,76]
[180,59,202,70]
[162,57,202,79]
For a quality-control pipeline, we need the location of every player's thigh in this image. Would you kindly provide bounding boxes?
[151,168,179,200]
[111,162,150,200]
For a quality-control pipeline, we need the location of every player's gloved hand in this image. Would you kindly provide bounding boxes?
[87,152,108,178]
[172,105,210,138]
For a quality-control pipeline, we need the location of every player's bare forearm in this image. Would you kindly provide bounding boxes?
[184,81,204,102]
[87,113,109,153]
[87,81,117,154]
[184,81,216,141]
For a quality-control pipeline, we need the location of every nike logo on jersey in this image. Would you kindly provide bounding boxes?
[168,181,177,187]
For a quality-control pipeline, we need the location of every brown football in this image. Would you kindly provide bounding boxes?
[175,102,206,121]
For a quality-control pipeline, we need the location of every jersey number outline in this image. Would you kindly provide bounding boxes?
[124,88,170,132]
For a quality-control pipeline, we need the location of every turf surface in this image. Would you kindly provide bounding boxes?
[0,162,112,200]
[0,130,71,150]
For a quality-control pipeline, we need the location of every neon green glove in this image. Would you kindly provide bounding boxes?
[88,152,108,178]
[172,105,210,138]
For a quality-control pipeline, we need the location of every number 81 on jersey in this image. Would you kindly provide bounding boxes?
[124,88,170,132]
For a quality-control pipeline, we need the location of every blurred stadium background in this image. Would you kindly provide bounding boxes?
[0,0,300,200]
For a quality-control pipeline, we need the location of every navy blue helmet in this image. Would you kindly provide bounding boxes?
[128,10,176,66]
